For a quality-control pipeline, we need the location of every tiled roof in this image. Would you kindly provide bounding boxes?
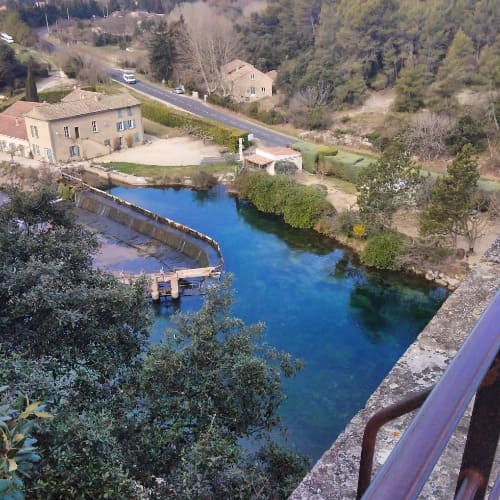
[245,154,272,166]
[25,91,141,121]
[223,59,248,74]
[0,115,29,140]
[3,100,46,117]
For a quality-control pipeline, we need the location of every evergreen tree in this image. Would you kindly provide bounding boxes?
[393,61,425,112]
[147,20,176,82]
[24,64,38,102]
[420,144,482,251]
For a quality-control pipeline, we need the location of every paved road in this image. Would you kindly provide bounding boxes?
[109,70,296,148]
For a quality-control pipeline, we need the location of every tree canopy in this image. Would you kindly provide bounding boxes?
[0,185,307,498]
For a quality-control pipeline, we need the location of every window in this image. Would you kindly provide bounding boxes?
[69,145,80,157]
[134,132,140,143]
[117,109,122,118]
[74,127,80,139]
[91,121,98,133]
[104,139,111,147]
[125,119,135,129]
[63,126,70,138]
[250,73,255,80]
[261,87,266,93]
[250,87,256,95]
[32,144,40,156]
[116,121,124,132]
[127,107,132,116]
[30,125,39,139]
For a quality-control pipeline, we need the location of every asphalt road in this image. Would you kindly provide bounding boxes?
[109,70,296,148]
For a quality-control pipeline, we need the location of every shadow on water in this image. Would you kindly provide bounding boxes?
[333,254,448,344]
[235,198,336,256]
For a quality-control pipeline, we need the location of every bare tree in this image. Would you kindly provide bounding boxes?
[407,111,455,161]
[171,2,242,95]
[298,80,333,108]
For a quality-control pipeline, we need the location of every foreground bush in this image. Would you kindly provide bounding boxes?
[361,231,404,270]
[235,171,332,229]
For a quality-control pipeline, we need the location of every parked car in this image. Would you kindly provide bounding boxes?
[123,72,136,84]
[172,87,184,94]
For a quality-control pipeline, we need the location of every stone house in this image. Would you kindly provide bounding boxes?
[23,89,144,163]
[221,59,276,102]
[0,101,45,158]
[245,147,302,175]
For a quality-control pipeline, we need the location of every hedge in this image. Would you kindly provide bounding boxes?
[235,171,332,229]
[38,88,74,103]
[141,101,248,153]
[323,151,374,183]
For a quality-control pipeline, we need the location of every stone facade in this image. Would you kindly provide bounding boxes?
[23,90,144,163]
[222,59,275,102]
[245,147,302,175]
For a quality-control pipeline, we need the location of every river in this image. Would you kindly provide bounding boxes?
[109,184,447,461]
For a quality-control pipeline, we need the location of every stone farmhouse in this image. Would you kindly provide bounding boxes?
[0,101,46,158]
[245,146,302,175]
[221,59,276,102]
[23,89,144,163]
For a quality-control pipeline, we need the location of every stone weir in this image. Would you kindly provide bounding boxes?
[69,176,224,297]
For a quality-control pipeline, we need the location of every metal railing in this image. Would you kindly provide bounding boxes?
[357,290,500,499]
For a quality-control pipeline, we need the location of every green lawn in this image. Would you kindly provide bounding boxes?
[100,161,237,179]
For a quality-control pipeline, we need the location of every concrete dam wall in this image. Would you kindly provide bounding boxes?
[74,187,223,272]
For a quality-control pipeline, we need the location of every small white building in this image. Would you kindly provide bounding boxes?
[245,147,302,175]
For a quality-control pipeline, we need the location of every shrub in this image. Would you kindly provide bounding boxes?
[275,160,298,175]
[336,210,362,237]
[352,224,367,239]
[445,115,486,154]
[235,172,332,229]
[141,101,248,153]
[361,231,404,270]
[207,94,239,112]
[192,171,217,190]
[38,89,73,104]
[125,133,133,148]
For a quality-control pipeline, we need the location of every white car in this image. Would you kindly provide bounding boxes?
[123,72,136,84]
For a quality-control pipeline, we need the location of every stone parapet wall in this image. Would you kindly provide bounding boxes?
[291,238,500,499]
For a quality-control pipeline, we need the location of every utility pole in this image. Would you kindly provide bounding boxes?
[67,7,70,21]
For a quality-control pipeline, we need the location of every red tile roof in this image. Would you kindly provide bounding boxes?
[245,154,272,166]
[0,101,45,140]
[0,114,28,140]
[2,100,46,117]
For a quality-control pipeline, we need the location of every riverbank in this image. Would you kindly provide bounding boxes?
[0,154,495,291]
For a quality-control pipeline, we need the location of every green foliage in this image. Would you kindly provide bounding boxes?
[208,94,240,112]
[24,66,38,103]
[420,144,482,250]
[0,43,25,90]
[393,63,425,112]
[191,171,217,189]
[148,21,176,82]
[0,387,52,500]
[0,187,308,498]
[141,101,248,152]
[361,231,404,270]
[235,171,332,228]
[58,184,75,201]
[37,89,73,104]
[357,140,422,230]
[275,159,298,175]
[445,115,486,154]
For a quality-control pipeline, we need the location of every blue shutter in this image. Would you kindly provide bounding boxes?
[116,122,121,132]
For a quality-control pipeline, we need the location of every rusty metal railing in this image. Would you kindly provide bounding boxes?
[357,290,500,499]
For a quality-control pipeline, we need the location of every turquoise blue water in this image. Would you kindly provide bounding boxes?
[110,185,447,461]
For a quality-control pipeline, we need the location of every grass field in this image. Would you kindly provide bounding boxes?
[101,161,237,179]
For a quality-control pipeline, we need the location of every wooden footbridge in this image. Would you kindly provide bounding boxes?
[61,172,224,300]
[116,267,222,300]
